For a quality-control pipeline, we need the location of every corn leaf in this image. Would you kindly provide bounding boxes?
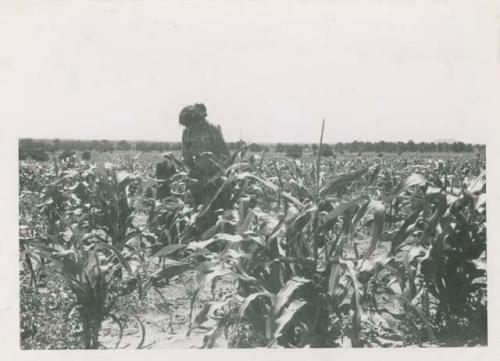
[320,167,369,197]
[272,299,307,340]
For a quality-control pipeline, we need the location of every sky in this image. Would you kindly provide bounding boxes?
[0,0,497,145]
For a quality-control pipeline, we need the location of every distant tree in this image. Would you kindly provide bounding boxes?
[351,141,361,153]
[51,138,61,152]
[406,140,416,152]
[286,144,303,158]
[396,141,405,154]
[30,149,50,162]
[90,140,100,151]
[19,139,34,160]
[60,140,72,152]
[334,142,345,154]
[425,142,436,153]
[227,140,245,151]
[73,140,86,151]
[99,140,114,152]
[319,144,334,157]
[275,143,285,153]
[117,140,131,151]
[248,143,263,152]
[135,141,148,152]
[18,149,28,161]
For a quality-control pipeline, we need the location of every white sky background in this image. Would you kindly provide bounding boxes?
[0,0,497,144]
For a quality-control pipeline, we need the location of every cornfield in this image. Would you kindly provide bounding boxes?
[19,146,486,349]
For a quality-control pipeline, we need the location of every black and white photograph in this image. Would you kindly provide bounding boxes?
[1,0,499,358]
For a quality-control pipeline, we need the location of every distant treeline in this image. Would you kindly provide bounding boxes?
[276,140,484,158]
[17,139,269,161]
[18,138,484,161]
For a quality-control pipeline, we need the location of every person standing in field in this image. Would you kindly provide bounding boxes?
[180,103,230,178]
[153,153,177,199]
[179,103,231,234]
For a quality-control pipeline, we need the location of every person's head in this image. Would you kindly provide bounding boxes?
[194,103,207,118]
[179,103,207,127]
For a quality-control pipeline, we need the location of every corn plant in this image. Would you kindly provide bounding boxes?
[28,242,144,349]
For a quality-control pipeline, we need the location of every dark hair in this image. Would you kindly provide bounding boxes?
[194,103,207,118]
[179,105,196,126]
[179,103,207,126]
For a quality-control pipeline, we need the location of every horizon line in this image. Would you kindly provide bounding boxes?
[18,137,485,146]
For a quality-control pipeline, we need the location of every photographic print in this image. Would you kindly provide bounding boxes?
[2,0,496,355]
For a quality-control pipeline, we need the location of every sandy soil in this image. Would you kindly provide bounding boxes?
[99,272,235,349]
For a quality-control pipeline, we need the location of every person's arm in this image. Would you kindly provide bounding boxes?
[213,125,230,158]
[182,128,194,167]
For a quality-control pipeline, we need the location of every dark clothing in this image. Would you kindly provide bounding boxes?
[181,119,231,236]
[154,158,176,199]
[182,120,230,207]
[155,159,176,179]
[182,120,230,177]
